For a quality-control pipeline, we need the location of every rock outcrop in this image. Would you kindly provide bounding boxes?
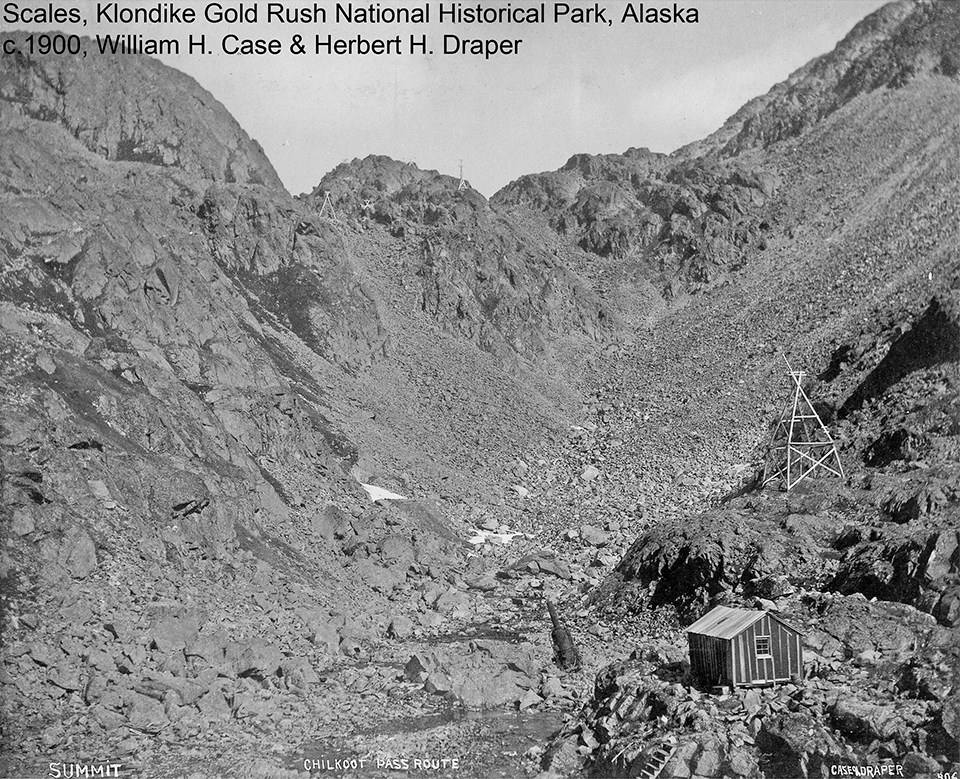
[0,36,283,188]
[198,184,390,373]
[547,593,958,778]
[493,147,779,294]
[307,154,612,357]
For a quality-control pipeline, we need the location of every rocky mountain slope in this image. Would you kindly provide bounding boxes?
[1,1,959,777]
[505,1,960,774]
[0,34,611,779]
[309,154,610,358]
[1,42,282,188]
[682,0,960,158]
[492,0,958,305]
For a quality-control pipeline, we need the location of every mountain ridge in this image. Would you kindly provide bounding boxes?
[0,33,284,189]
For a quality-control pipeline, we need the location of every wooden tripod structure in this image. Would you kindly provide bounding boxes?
[457,159,467,191]
[762,359,844,490]
[318,191,339,222]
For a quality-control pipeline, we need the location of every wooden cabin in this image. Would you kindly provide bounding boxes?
[685,606,803,689]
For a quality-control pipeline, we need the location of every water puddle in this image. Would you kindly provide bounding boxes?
[427,620,525,645]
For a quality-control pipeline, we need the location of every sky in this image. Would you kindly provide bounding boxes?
[8,0,891,196]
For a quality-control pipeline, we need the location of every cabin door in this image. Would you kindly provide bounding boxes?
[755,655,774,683]
[754,634,774,684]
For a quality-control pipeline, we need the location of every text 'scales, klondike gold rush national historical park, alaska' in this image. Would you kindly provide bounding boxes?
[67,2,701,26]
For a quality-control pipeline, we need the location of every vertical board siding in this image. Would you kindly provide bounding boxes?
[713,637,727,686]
[772,618,787,676]
[745,621,757,686]
[689,634,728,687]
[715,636,728,686]
[725,637,734,687]
[732,633,740,686]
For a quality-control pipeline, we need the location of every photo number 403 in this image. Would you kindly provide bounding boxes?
[4,34,84,56]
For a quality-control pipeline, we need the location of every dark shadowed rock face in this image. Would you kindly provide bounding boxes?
[605,512,749,619]
[758,710,847,778]
[198,184,390,373]
[593,504,829,621]
[0,34,283,189]
[841,293,960,416]
[806,292,960,627]
[830,524,960,626]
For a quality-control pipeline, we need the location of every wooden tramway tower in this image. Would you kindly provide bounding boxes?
[317,191,339,222]
[762,357,844,491]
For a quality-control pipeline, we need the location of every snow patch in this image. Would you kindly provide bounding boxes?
[360,483,407,502]
[466,528,528,546]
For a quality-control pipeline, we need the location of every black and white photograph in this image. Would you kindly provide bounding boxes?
[1,1,958,777]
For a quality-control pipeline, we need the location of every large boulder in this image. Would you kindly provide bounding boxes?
[595,508,812,619]
[830,697,928,747]
[757,711,845,779]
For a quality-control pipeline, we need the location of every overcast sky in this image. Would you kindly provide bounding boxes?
[15,0,890,195]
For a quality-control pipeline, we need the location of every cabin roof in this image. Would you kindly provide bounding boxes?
[684,605,805,640]
[685,606,764,639]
